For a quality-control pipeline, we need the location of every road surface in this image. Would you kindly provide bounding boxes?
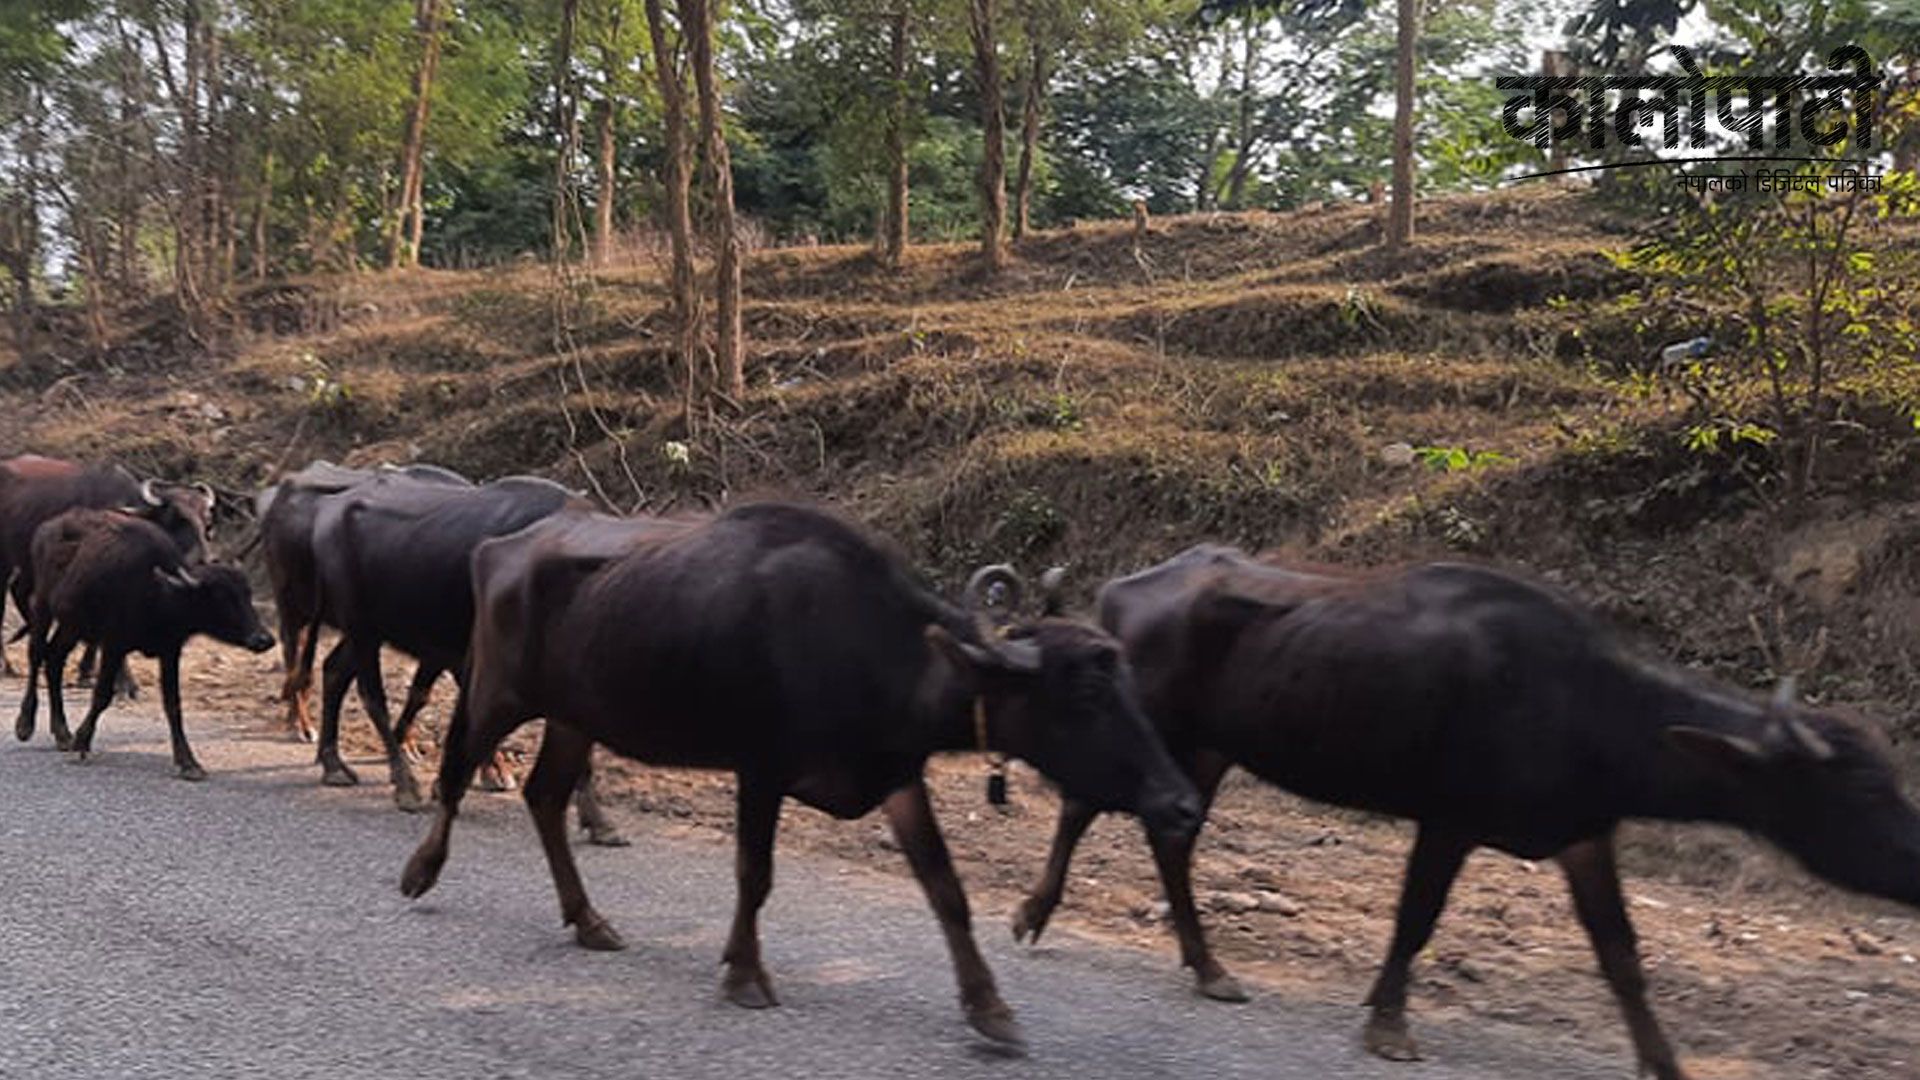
[0,686,1631,1079]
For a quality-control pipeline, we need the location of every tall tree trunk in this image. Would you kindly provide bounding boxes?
[681,0,742,399]
[1012,30,1046,241]
[391,0,447,269]
[883,6,910,267]
[553,0,581,262]
[592,1,627,270]
[593,98,617,267]
[179,0,205,303]
[644,0,700,422]
[5,89,43,354]
[1224,16,1258,209]
[252,149,273,281]
[111,14,146,299]
[1387,0,1416,247]
[202,22,226,292]
[968,0,1005,272]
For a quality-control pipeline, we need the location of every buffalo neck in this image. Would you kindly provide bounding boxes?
[1610,663,1765,827]
[916,605,996,757]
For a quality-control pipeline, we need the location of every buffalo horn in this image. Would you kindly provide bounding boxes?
[140,479,163,506]
[195,482,216,507]
[1038,566,1068,617]
[965,564,1025,619]
[1770,675,1798,711]
[1785,717,1836,761]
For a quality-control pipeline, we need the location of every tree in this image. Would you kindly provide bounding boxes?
[643,0,700,421]
[681,0,743,399]
[968,0,1006,271]
[1386,0,1413,246]
[388,0,448,269]
[885,4,911,264]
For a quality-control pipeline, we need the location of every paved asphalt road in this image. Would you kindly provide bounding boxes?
[0,686,1632,1080]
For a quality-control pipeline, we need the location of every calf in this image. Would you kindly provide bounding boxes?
[255,461,468,742]
[307,473,612,831]
[1011,546,1920,1080]
[1,455,216,693]
[399,504,1203,1045]
[12,509,274,777]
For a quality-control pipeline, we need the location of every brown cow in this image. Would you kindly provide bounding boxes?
[14,509,273,777]
[400,504,1202,1045]
[1012,546,1920,1080]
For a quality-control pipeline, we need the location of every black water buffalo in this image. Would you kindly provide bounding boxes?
[399,504,1203,1046]
[255,461,468,742]
[1010,546,1920,1080]
[12,509,274,777]
[1,455,216,695]
[307,472,615,834]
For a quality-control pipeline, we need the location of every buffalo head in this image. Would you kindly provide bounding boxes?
[129,479,217,564]
[932,565,1201,839]
[1668,678,1920,907]
[154,564,276,655]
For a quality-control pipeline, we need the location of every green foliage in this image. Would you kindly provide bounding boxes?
[1410,445,1514,472]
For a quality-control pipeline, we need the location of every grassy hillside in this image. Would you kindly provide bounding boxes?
[8,186,1920,1078]
[4,186,1919,740]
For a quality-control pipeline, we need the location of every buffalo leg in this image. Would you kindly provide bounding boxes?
[155,654,204,781]
[1144,750,1240,1001]
[720,774,782,1009]
[315,638,359,786]
[572,758,627,847]
[69,647,124,760]
[0,570,15,678]
[278,617,317,743]
[1011,799,1099,945]
[12,604,46,742]
[401,686,524,899]
[884,778,1022,1046]
[1561,835,1688,1080]
[347,638,425,811]
[391,664,440,764]
[1362,825,1473,1062]
[524,724,625,951]
[40,626,79,752]
[72,641,134,701]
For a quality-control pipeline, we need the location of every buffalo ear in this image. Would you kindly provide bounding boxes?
[926,624,995,682]
[1666,725,1770,770]
[924,624,1041,679]
[152,566,199,591]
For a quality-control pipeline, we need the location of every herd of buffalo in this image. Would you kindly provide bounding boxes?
[3,451,1919,1080]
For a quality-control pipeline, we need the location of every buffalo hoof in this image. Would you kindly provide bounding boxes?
[14,712,32,743]
[1196,970,1250,1003]
[177,763,207,783]
[321,762,360,787]
[393,785,429,814]
[477,763,517,793]
[966,1003,1027,1048]
[53,731,73,753]
[400,848,445,899]
[574,911,628,952]
[1010,896,1055,945]
[722,966,778,1009]
[584,822,630,848]
[1363,1013,1421,1062]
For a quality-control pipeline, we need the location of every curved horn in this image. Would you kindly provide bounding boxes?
[195,482,216,507]
[1785,717,1836,761]
[964,564,1025,618]
[1771,675,1799,711]
[1038,566,1068,617]
[140,478,163,506]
